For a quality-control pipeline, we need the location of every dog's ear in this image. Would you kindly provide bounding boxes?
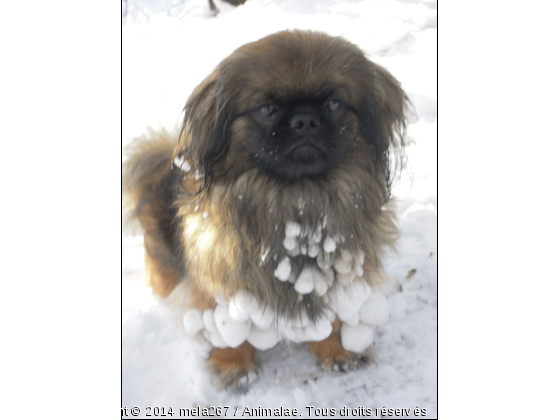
[179,70,232,193]
[360,62,409,192]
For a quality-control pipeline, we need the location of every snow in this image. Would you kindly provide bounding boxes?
[214,304,252,348]
[182,308,204,336]
[233,290,259,315]
[283,235,298,251]
[247,325,280,350]
[307,243,320,258]
[344,312,360,327]
[285,221,302,237]
[337,270,356,286]
[323,235,336,252]
[274,256,291,281]
[283,316,333,343]
[250,306,274,330]
[309,226,322,244]
[353,264,364,277]
[202,308,218,333]
[294,267,316,294]
[340,249,353,263]
[333,280,373,322]
[228,298,251,321]
[313,273,329,296]
[333,256,352,274]
[341,323,374,354]
[360,290,391,327]
[123,0,437,417]
[173,155,191,171]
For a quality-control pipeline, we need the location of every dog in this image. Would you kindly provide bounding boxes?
[123,30,408,391]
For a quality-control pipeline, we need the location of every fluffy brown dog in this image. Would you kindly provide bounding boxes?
[123,30,408,391]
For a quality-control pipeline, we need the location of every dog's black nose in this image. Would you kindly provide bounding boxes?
[290,114,320,133]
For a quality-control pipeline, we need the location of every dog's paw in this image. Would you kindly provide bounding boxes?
[320,351,371,373]
[212,366,258,394]
[207,342,258,393]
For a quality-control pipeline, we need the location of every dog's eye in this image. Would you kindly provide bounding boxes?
[325,99,341,113]
[259,104,277,118]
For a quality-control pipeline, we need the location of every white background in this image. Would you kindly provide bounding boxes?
[1,0,560,419]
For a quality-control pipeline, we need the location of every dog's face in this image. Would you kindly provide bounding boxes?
[180,31,407,192]
[240,84,349,180]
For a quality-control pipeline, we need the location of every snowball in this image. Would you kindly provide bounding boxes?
[274,257,291,281]
[203,309,218,333]
[323,235,336,252]
[288,246,300,257]
[308,243,320,258]
[283,236,298,251]
[347,279,372,301]
[333,257,352,274]
[341,323,374,353]
[338,307,360,323]
[344,312,360,327]
[324,308,336,323]
[341,249,353,262]
[330,280,372,321]
[233,290,258,314]
[213,305,251,348]
[173,156,191,171]
[310,227,322,244]
[209,331,228,348]
[191,331,212,358]
[247,326,280,350]
[317,250,333,271]
[281,325,302,342]
[283,316,332,342]
[214,295,228,306]
[294,267,316,294]
[359,290,390,327]
[337,271,355,286]
[285,221,301,237]
[275,315,290,332]
[229,299,251,321]
[354,264,364,277]
[304,317,333,342]
[300,244,307,255]
[327,283,350,313]
[183,309,204,336]
[355,250,365,266]
[313,272,329,296]
[250,306,274,330]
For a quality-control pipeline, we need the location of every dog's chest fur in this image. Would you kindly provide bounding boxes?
[179,215,390,352]
[175,162,397,351]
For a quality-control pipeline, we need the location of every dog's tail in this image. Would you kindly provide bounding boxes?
[123,128,187,297]
[122,127,177,230]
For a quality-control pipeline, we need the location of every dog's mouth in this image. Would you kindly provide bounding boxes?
[285,138,327,161]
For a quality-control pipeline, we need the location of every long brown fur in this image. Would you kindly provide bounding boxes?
[122,30,408,387]
[208,341,257,391]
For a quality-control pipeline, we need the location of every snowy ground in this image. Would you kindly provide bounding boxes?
[122,0,437,418]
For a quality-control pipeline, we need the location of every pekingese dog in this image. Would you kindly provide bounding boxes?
[123,30,408,391]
